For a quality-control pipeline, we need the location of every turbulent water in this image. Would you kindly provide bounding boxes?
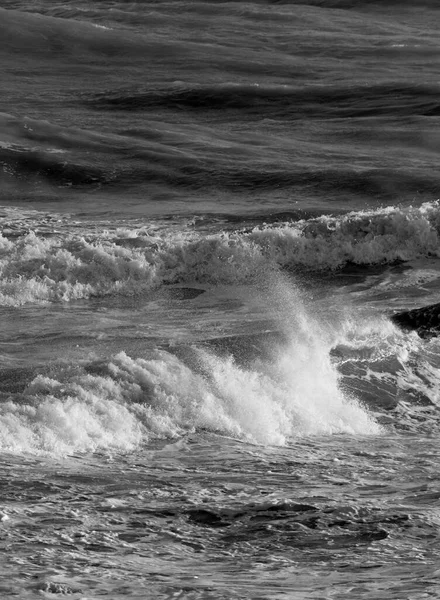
[1,1,440,598]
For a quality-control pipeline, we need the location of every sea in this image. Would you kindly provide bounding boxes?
[1,1,440,598]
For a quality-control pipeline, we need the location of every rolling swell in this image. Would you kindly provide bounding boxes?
[2,112,439,197]
[2,142,438,196]
[3,156,439,198]
[2,4,440,204]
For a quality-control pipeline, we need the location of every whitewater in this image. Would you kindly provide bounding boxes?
[1,1,440,599]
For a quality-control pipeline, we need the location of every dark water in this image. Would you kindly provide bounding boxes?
[1,2,440,598]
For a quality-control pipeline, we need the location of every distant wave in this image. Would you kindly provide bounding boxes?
[1,202,440,306]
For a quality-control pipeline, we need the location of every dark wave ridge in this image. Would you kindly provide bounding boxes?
[91,83,440,120]
[2,145,438,199]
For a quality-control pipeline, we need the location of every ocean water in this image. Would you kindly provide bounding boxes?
[1,1,440,598]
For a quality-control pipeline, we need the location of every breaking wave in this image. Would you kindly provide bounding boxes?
[0,337,381,455]
[1,202,440,306]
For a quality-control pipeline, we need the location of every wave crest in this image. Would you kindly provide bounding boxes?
[1,202,440,305]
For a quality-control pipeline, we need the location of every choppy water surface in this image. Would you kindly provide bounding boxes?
[2,434,440,599]
[1,1,440,598]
